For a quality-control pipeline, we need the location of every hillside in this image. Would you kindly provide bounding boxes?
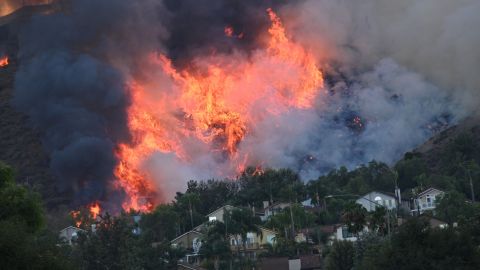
[0,6,64,208]
[412,114,480,174]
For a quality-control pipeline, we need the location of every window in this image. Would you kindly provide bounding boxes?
[267,235,275,244]
[342,226,354,239]
[209,216,217,222]
[426,195,433,207]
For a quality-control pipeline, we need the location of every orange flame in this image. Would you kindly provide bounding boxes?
[70,210,82,227]
[0,56,8,67]
[115,8,324,211]
[89,202,101,219]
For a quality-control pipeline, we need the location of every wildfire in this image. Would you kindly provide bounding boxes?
[70,210,82,227]
[115,8,324,211]
[89,201,101,219]
[0,56,8,67]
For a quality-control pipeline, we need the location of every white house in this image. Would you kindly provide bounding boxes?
[332,224,369,242]
[170,230,204,252]
[356,191,397,212]
[259,201,291,221]
[59,226,85,245]
[412,187,445,215]
[205,204,237,223]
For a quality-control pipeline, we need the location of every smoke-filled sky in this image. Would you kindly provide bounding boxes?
[11,0,480,206]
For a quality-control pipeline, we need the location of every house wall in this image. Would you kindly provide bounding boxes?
[229,228,276,250]
[171,231,203,250]
[207,205,235,223]
[288,259,301,270]
[261,203,291,221]
[59,227,83,244]
[334,226,358,242]
[357,192,397,212]
[415,189,444,214]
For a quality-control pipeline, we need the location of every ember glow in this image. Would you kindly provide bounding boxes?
[0,56,8,67]
[70,210,82,227]
[115,8,324,211]
[89,202,101,219]
[0,0,53,17]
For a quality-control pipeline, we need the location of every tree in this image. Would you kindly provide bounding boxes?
[174,192,204,232]
[325,240,354,270]
[367,206,388,234]
[435,191,476,225]
[185,179,238,214]
[265,207,292,239]
[0,162,44,232]
[357,218,480,270]
[457,160,480,202]
[199,221,231,270]
[306,179,328,208]
[236,168,304,208]
[341,202,367,236]
[140,204,180,242]
[0,162,73,269]
[395,155,428,190]
[74,212,179,270]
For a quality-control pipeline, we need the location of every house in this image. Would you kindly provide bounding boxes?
[173,205,279,265]
[260,201,291,221]
[229,226,277,252]
[205,204,237,222]
[411,187,445,215]
[356,191,398,212]
[59,226,85,245]
[332,224,369,242]
[170,230,205,265]
[171,230,204,252]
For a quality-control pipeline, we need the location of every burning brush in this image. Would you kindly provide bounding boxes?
[113,8,324,211]
[0,55,8,68]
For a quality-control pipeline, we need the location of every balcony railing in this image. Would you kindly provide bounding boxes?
[230,243,261,250]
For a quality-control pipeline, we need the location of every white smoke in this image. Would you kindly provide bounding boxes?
[285,0,480,112]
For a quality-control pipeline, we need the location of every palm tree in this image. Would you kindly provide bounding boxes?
[175,192,200,230]
[367,206,387,234]
[341,202,367,237]
[200,221,231,270]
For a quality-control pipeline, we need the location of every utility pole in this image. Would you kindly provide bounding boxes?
[467,168,475,202]
[189,197,194,229]
[461,163,475,202]
[289,204,295,240]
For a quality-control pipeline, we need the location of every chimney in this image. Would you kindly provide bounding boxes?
[263,201,270,209]
[395,186,402,205]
